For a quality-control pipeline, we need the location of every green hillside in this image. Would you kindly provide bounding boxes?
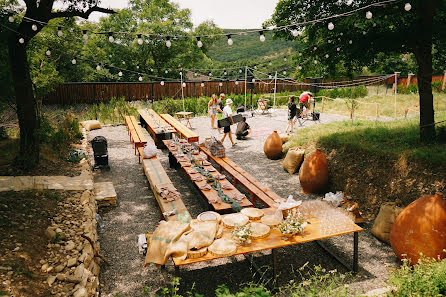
[207,29,294,62]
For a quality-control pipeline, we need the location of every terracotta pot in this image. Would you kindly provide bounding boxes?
[390,193,446,265]
[264,131,282,159]
[298,149,328,194]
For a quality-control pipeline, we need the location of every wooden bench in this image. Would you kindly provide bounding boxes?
[163,140,252,212]
[138,147,190,222]
[128,116,147,155]
[160,113,199,143]
[138,109,175,148]
[199,145,283,208]
[125,115,134,141]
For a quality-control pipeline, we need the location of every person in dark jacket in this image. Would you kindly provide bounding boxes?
[286,95,297,133]
[236,116,251,140]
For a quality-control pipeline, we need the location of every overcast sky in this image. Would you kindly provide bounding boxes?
[86,0,280,29]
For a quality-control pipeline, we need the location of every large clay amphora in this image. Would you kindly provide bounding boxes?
[390,192,446,265]
[264,131,282,160]
[298,149,328,194]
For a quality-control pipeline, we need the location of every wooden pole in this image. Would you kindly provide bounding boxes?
[321,97,325,113]
[376,103,379,119]
[442,70,446,90]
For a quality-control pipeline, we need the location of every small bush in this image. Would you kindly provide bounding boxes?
[36,116,55,143]
[404,84,418,94]
[316,86,368,99]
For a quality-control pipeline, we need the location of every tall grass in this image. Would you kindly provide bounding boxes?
[285,113,446,166]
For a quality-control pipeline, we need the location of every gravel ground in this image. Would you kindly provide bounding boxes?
[87,109,399,297]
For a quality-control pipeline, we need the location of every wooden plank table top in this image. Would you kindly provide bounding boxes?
[163,140,252,211]
[139,109,176,134]
[160,113,199,143]
[172,208,363,266]
[175,111,193,129]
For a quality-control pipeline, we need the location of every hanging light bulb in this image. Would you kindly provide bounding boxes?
[118,71,123,77]
[283,70,287,75]
[252,78,256,82]
[269,61,272,66]
[239,69,243,73]
[363,31,367,35]
[366,11,373,19]
[57,26,63,37]
[160,81,165,86]
[196,36,203,48]
[166,36,171,48]
[150,68,154,72]
[404,3,411,11]
[136,65,140,69]
[219,82,223,87]
[337,47,341,51]
[268,74,272,79]
[139,76,143,81]
[137,34,143,45]
[96,64,101,71]
[325,54,329,58]
[291,29,299,37]
[32,24,38,31]
[179,70,182,76]
[284,57,287,61]
[209,72,212,77]
[19,38,25,44]
[165,70,169,74]
[373,23,377,27]
[45,49,51,56]
[194,72,197,76]
[298,65,302,70]
[340,32,344,36]
[254,65,257,69]
[122,61,126,65]
[82,30,88,42]
[314,46,317,51]
[224,70,227,75]
[235,81,239,85]
[71,57,77,64]
[8,16,14,22]
[259,31,265,42]
[347,0,353,5]
[349,40,353,44]
[328,39,332,43]
[227,34,233,46]
[314,60,318,64]
[299,53,302,56]
[108,32,114,43]
[328,22,334,30]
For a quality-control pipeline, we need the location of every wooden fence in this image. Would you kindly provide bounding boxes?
[42,73,446,105]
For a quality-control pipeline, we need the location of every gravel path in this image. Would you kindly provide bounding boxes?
[88,109,399,297]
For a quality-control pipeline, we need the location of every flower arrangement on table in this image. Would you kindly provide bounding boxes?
[232,224,252,245]
[278,208,307,238]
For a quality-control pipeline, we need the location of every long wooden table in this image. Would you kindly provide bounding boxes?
[163,140,252,212]
[160,113,199,143]
[138,109,176,148]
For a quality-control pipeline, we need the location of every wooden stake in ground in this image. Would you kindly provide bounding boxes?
[82,234,110,265]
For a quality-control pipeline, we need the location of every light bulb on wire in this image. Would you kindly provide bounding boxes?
[19,38,24,44]
[209,72,212,77]
[160,81,165,86]
[239,69,243,73]
[314,60,318,64]
[346,0,353,5]
[165,70,168,74]
[404,3,411,11]
[71,58,77,64]
[32,24,38,31]
[138,76,143,81]
[108,32,114,43]
[298,65,302,70]
[283,71,286,75]
[224,70,227,75]
[259,31,265,42]
[82,30,88,42]
[235,81,239,85]
[57,26,63,37]
[291,29,299,37]
[96,64,101,71]
[366,11,373,19]
[201,82,205,87]
[349,40,353,44]
[219,82,223,87]
[196,37,203,48]
[45,49,51,56]
[137,34,143,45]
[166,37,171,48]
[118,71,122,77]
[227,35,233,46]
[328,22,334,30]
[8,16,14,22]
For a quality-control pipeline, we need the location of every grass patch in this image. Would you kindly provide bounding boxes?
[285,114,446,166]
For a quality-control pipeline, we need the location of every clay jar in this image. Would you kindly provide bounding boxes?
[298,149,328,194]
[390,193,446,265]
[264,131,282,160]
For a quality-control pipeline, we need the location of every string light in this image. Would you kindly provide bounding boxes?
[196,36,203,48]
[328,39,332,43]
[349,40,353,44]
[166,36,171,48]
[314,60,318,64]
[118,71,123,76]
[227,35,233,46]
[347,0,353,5]
[122,61,126,65]
[201,82,204,87]
[404,3,411,11]
[32,24,37,31]
[160,81,165,85]
[239,69,243,73]
[150,68,154,72]
[71,57,77,64]
[235,81,239,85]
[291,29,299,37]
[45,49,51,56]
[138,76,143,81]
[269,61,272,66]
[57,26,63,37]
[137,34,143,45]
[219,82,223,86]
[283,71,286,75]
[108,32,114,43]
[325,54,329,58]
[252,78,256,82]
[268,74,272,79]
[313,46,317,51]
[96,64,101,71]
[298,65,302,70]
[224,70,227,75]
[8,16,14,22]
[328,22,334,30]
[19,38,24,44]
[209,72,212,76]
[366,11,373,19]
[337,47,341,51]
[136,65,140,69]
[82,30,88,42]
[254,65,257,69]
[284,57,287,61]
[259,31,265,42]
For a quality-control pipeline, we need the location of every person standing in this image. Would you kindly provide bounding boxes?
[299,91,313,118]
[216,93,225,133]
[286,95,297,133]
[220,98,235,146]
[208,94,220,129]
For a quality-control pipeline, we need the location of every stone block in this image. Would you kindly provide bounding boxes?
[94,182,117,207]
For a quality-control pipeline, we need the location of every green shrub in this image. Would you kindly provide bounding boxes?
[432,81,443,93]
[404,84,418,94]
[388,255,446,297]
[36,116,55,143]
[316,86,368,99]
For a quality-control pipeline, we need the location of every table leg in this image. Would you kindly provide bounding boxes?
[353,232,359,273]
[272,249,278,284]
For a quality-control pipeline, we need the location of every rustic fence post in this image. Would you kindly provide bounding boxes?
[406,73,414,91]
[442,70,446,90]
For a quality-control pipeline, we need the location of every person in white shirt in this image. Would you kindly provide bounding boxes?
[220,99,236,146]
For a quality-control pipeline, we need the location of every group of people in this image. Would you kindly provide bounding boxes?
[207,91,313,145]
[207,93,250,146]
[286,91,313,133]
